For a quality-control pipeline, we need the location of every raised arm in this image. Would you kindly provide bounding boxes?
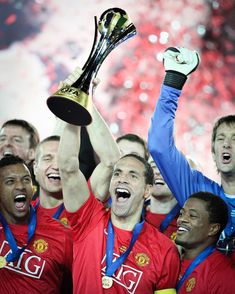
[87,103,121,201]
[148,47,201,206]
[58,123,89,212]
[56,66,120,203]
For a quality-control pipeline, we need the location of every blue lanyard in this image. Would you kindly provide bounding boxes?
[0,206,37,263]
[105,217,144,277]
[53,203,65,219]
[35,200,64,220]
[176,245,216,291]
[220,193,234,237]
[160,203,181,232]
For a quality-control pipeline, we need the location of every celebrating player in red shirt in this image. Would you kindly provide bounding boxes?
[58,120,180,293]
[0,155,72,293]
[176,192,235,293]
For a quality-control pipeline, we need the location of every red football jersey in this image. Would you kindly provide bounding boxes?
[178,250,235,293]
[0,211,73,294]
[145,210,178,241]
[32,199,68,226]
[67,193,180,294]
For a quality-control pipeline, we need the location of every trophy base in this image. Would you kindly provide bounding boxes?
[47,86,92,126]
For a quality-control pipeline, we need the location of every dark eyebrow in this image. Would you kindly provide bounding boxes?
[42,154,52,158]
[129,170,141,176]
[4,173,30,180]
[0,135,23,140]
[180,207,199,215]
[188,208,198,213]
[113,167,121,174]
[4,175,15,180]
[113,168,141,176]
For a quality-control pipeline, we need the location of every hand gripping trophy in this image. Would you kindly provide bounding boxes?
[47,7,136,126]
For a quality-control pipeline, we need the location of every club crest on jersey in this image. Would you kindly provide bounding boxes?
[119,245,127,253]
[135,253,150,267]
[60,217,68,226]
[185,277,196,292]
[33,239,48,254]
[170,232,177,242]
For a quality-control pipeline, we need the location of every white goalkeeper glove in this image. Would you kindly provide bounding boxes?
[163,47,200,89]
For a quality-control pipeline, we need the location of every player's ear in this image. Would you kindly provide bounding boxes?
[144,184,152,199]
[212,151,216,163]
[208,223,220,237]
[28,148,35,162]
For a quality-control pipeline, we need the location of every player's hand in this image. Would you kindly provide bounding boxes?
[62,66,83,86]
[58,66,100,92]
[163,47,200,76]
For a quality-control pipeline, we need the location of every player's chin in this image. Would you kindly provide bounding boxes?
[175,236,187,247]
[112,207,128,218]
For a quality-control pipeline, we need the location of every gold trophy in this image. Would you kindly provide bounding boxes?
[47,7,136,125]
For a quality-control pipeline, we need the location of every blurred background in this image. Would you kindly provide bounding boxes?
[0,0,235,181]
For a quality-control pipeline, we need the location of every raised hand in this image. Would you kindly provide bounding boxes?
[163,47,200,76]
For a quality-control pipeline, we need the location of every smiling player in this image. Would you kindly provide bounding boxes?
[175,192,235,293]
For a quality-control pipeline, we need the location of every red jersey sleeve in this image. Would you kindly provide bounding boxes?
[66,192,108,242]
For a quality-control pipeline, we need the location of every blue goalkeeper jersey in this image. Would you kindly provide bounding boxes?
[148,84,235,242]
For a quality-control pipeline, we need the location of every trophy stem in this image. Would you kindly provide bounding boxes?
[82,16,98,71]
[71,35,108,93]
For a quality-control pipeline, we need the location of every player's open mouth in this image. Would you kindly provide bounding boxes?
[177,225,190,235]
[47,173,61,182]
[3,151,13,156]
[222,152,231,164]
[154,178,165,186]
[14,194,27,211]
[115,188,131,203]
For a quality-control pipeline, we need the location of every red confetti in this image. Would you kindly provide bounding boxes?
[5,14,17,25]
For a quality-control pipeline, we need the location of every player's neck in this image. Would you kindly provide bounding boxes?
[39,189,63,209]
[150,196,177,214]
[111,211,142,231]
[183,241,215,260]
[0,209,30,225]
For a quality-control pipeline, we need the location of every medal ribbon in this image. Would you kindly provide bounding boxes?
[52,203,65,219]
[105,216,144,277]
[220,193,234,237]
[0,206,37,262]
[35,200,64,220]
[160,203,181,233]
[176,245,216,291]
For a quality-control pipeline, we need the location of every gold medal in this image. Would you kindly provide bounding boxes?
[102,275,113,289]
[0,256,7,268]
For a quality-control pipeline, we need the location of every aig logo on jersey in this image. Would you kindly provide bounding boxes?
[101,253,143,293]
[0,240,46,278]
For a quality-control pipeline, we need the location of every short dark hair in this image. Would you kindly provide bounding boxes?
[116,133,149,161]
[211,115,235,153]
[39,135,60,145]
[2,119,40,149]
[35,135,60,160]
[188,192,228,236]
[119,153,154,185]
[0,154,29,170]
